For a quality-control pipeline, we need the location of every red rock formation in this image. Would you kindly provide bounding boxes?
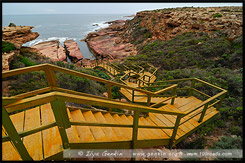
[64,40,83,62]
[86,20,137,61]
[124,6,242,42]
[2,26,39,49]
[2,26,39,71]
[2,51,19,71]
[32,40,66,62]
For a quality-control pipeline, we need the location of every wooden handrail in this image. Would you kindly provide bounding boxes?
[183,90,227,116]
[4,91,185,116]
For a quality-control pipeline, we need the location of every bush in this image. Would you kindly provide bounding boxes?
[8,22,16,27]
[212,13,222,18]
[213,136,242,149]
[2,41,16,53]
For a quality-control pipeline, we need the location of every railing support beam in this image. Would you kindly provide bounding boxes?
[198,103,209,123]
[169,115,182,148]
[50,99,71,149]
[2,107,33,160]
[188,79,196,97]
[108,83,112,112]
[131,110,139,161]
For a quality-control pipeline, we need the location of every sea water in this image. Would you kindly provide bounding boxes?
[2,14,133,59]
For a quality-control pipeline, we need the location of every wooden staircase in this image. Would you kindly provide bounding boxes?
[2,97,219,160]
[2,63,227,161]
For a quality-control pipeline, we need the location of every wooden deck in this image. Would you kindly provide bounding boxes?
[2,63,225,161]
[2,96,218,160]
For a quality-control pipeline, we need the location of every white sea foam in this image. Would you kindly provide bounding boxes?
[23,37,75,47]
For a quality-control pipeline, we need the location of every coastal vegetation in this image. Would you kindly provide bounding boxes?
[7,48,110,98]
[2,41,16,53]
[120,30,243,151]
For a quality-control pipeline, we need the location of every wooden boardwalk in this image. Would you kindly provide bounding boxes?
[2,63,225,161]
[2,96,218,160]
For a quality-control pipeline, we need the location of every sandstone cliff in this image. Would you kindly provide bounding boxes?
[2,26,39,71]
[123,6,242,43]
[2,26,39,49]
[86,6,242,63]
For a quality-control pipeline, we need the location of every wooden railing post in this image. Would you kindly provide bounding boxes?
[198,103,209,123]
[147,94,151,106]
[2,107,33,160]
[108,83,112,112]
[44,66,57,87]
[169,115,182,148]
[131,110,139,161]
[171,87,177,105]
[216,93,226,110]
[188,79,195,97]
[50,99,71,149]
[132,90,135,103]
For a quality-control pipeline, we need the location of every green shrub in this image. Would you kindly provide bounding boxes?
[213,136,242,149]
[212,13,222,18]
[94,69,111,80]
[18,55,35,67]
[2,41,16,53]
[8,22,16,27]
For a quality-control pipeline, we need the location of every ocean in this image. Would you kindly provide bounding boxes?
[2,14,133,59]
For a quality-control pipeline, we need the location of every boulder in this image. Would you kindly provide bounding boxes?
[32,40,66,61]
[64,40,83,62]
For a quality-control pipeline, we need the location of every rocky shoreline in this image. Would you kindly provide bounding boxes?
[2,6,242,71]
[85,19,137,62]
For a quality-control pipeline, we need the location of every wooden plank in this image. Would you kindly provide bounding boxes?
[23,106,43,160]
[2,127,22,160]
[139,117,159,139]
[126,115,150,140]
[148,113,172,137]
[10,111,25,133]
[70,110,95,142]
[103,113,129,140]
[165,104,197,129]
[177,97,203,112]
[171,96,197,108]
[158,113,187,136]
[65,108,80,143]
[5,111,25,160]
[174,108,219,145]
[83,111,107,141]
[141,117,169,139]
[41,103,63,159]
[145,117,170,138]
[112,114,132,139]
[93,112,118,141]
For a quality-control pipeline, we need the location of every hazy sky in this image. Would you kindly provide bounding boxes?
[3,3,242,15]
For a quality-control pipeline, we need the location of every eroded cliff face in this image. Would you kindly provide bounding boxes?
[123,6,242,43]
[2,26,39,71]
[2,26,40,49]
[86,6,242,63]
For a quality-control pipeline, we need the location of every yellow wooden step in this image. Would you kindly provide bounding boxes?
[83,111,107,141]
[65,108,80,143]
[23,106,43,160]
[112,114,132,140]
[2,111,25,161]
[70,110,95,142]
[41,103,63,159]
[139,117,159,139]
[148,113,173,137]
[126,115,152,140]
[93,112,119,141]
[103,113,128,140]
[139,117,167,139]
[144,117,170,139]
